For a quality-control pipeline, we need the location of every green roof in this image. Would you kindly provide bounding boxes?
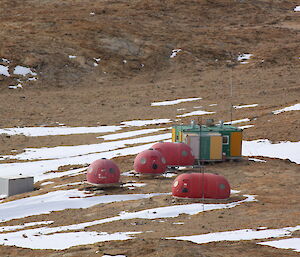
[173,124,242,133]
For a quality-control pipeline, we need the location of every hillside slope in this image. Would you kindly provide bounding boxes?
[0,1,299,256]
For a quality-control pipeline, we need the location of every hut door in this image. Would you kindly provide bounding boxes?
[230,132,242,157]
[182,179,190,193]
[186,135,200,158]
[210,135,222,160]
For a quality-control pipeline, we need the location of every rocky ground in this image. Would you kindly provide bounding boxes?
[0,0,299,256]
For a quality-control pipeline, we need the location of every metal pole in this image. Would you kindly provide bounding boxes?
[230,67,233,122]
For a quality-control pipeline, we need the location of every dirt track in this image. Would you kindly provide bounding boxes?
[0,0,299,256]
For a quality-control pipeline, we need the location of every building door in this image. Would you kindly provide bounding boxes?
[210,135,222,160]
[230,132,242,157]
[185,135,200,158]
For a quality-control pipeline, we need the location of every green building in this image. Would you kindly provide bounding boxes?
[172,120,243,161]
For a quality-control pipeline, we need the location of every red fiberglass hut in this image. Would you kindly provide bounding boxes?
[134,148,167,175]
[152,142,195,167]
[86,158,120,187]
[172,173,230,199]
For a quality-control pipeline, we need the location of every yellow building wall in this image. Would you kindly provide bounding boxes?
[179,131,182,142]
[230,132,242,156]
[172,128,176,142]
[210,136,222,160]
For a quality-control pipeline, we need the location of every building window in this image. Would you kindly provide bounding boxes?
[140,158,146,164]
[222,136,229,145]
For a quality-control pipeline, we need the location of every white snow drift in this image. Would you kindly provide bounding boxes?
[233,104,258,109]
[3,133,171,161]
[242,139,300,164]
[258,238,300,252]
[0,190,166,222]
[0,125,123,137]
[177,110,215,117]
[170,49,182,58]
[166,225,300,245]
[237,53,253,64]
[13,66,37,76]
[121,119,171,126]
[151,98,201,106]
[98,128,168,140]
[0,194,255,250]
[0,230,141,250]
[272,103,300,115]
[0,65,10,76]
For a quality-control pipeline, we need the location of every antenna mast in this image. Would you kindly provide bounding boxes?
[197,118,205,211]
[230,66,233,122]
[227,60,236,123]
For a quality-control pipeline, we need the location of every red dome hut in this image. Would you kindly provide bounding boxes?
[172,173,230,199]
[86,158,120,187]
[134,148,167,175]
[152,142,195,167]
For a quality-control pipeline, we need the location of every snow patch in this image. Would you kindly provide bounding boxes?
[170,49,182,58]
[0,221,53,233]
[39,167,86,182]
[0,65,10,76]
[0,190,166,222]
[177,110,215,117]
[122,182,146,190]
[161,172,177,178]
[3,133,171,161]
[1,193,254,234]
[66,194,255,226]
[98,128,167,141]
[258,238,300,252]
[40,181,54,186]
[151,98,201,106]
[121,119,172,126]
[233,104,258,109]
[53,181,83,188]
[224,118,250,125]
[0,125,123,137]
[248,158,267,163]
[0,142,162,181]
[13,66,37,76]
[237,53,253,63]
[272,103,300,114]
[8,84,23,89]
[242,140,300,164]
[0,230,141,250]
[0,193,254,249]
[238,125,254,129]
[0,58,10,64]
[166,226,300,244]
